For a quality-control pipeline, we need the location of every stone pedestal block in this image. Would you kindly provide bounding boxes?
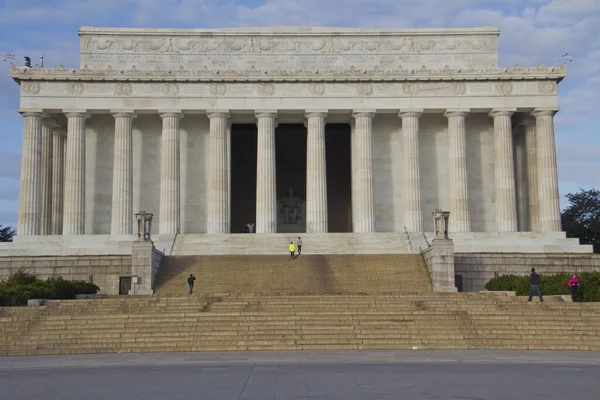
[129,241,163,295]
[422,238,458,292]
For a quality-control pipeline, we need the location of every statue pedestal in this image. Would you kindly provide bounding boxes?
[277,224,306,234]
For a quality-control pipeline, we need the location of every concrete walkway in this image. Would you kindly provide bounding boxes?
[1,351,599,399]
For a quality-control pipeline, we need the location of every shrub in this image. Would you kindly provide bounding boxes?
[0,269,99,307]
[485,272,600,302]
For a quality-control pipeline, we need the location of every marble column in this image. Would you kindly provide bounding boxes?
[159,111,182,235]
[532,108,561,232]
[305,110,328,233]
[399,109,423,232]
[110,111,136,235]
[490,109,518,232]
[51,127,66,235]
[255,111,277,233]
[521,116,539,231]
[40,119,55,235]
[207,110,230,234]
[63,111,90,235]
[351,110,376,233]
[17,110,45,235]
[444,109,471,232]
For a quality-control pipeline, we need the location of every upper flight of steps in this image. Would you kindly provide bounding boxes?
[2,292,600,356]
[154,254,432,294]
[171,233,414,255]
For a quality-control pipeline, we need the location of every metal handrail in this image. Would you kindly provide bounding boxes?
[403,226,414,253]
[169,230,179,256]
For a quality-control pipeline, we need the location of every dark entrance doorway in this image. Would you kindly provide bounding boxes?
[276,124,307,233]
[326,124,352,232]
[230,124,258,233]
[119,277,131,295]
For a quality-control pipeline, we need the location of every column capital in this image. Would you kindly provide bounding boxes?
[64,110,91,119]
[42,117,61,129]
[111,110,137,119]
[489,108,516,118]
[159,110,183,119]
[305,110,328,119]
[207,110,230,119]
[398,109,424,118]
[518,116,536,127]
[19,108,47,118]
[352,110,376,118]
[531,108,559,117]
[255,110,278,119]
[444,108,470,118]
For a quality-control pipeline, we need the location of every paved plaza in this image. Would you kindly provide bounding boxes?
[1,350,599,399]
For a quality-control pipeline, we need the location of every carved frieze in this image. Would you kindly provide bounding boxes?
[537,81,556,94]
[258,83,275,96]
[21,82,41,94]
[21,80,559,100]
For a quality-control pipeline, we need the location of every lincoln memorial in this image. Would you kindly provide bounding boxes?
[2,26,590,258]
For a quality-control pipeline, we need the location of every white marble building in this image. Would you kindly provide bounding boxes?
[4,26,589,255]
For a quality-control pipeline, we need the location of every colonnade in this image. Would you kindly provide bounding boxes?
[16,107,561,236]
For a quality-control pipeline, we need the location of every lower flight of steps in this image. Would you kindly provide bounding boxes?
[154,254,433,294]
[1,292,600,356]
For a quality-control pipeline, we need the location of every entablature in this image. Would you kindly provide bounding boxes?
[10,64,566,84]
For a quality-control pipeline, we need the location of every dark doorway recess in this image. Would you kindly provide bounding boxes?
[325,124,352,233]
[275,124,308,210]
[230,124,258,233]
[119,277,132,295]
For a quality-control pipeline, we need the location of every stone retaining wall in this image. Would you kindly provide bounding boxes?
[0,255,132,295]
[455,253,600,292]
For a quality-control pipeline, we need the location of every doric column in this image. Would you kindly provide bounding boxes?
[110,110,136,235]
[444,109,471,232]
[351,110,376,233]
[207,110,230,234]
[159,111,182,235]
[399,109,423,232]
[17,109,46,235]
[255,110,278,233]
[521,116,539,231]
[532,108,561,232]
[40,119,55,235]
[63,110,90,235]
[490,108,518,232]
[51,127,66,235]
[305,110,328,233]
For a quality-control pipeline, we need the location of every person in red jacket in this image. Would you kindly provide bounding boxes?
[568,274,580,302]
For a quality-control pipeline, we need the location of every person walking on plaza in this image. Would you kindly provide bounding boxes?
[569,274,580,302]
[187,274,196,294]
[297,237,303,255]
[288,241,296,259]
[528,268,543,302]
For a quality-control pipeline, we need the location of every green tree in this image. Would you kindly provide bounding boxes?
[0,225,15,242]
[561,188,600,253]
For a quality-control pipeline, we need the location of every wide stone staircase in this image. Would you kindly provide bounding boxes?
[153,254,432,294]
[2,292,600,356]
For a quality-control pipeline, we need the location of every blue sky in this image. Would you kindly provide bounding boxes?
[1,0,599,228]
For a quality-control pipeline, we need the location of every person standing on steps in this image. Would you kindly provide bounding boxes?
[528,268,543,303]
[568,274,580,302]
[288,241,296,259]
[187,274,196,294]
[297,237,303,256]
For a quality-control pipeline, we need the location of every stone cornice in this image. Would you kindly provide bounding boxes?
[78,26,501,37]
[10,64,566,83]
